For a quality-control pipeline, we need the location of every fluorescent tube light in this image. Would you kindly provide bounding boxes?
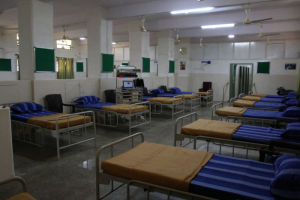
[170,7,214,15]
[201,23,235,29]
[228,34,235,39]
[112,42,117,45]
[79,37,87,40]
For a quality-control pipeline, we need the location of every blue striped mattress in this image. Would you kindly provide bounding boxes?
[11,111,56,122]
[243,109,299,122]
[233,125,284,144]
[157,93,181,97]
[75,102,115,110]
[260,97,285,103]
[253,102,286,109]
[190,154,274,200]
[266,95,286,99]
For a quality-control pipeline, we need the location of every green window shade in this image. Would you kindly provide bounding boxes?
[0,58,11,71]
[76,62,84,72]
[257,62,270,74]
[102,54,114,72]
[142,57,150,73]
[35,47,55,72]
[169,60,175,73]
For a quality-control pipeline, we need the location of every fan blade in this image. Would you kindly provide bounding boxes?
[249,18,272,24]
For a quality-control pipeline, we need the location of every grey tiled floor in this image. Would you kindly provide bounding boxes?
[1,105,260,200]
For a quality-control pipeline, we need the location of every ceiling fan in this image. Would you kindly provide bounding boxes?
[175,30,181,44]
[140,16,147,32]
[258,24,280,38]
[244,8,272,24]
[199,38,204,48]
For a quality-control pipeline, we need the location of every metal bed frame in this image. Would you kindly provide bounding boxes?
[174,112,300,161]
[76,101,151,134]
[210,102,282,127]
[12,111,96,159]
[201,90,213,107]
[96,132,214,200]
[150,96,184,120]
[229,97,282,111]
[183,93,202,112]
[0,176,30,199]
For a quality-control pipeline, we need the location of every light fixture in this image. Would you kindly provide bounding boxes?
[228,34,235,39]
[201,23,235,29]
[56,26,72,50]
[79,37,87,41]
[170,7,214,15]
[112,42,117,45]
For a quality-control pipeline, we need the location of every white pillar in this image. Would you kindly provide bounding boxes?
[18,0,54,80]
[87,7,112,78]
[129,26,150,72]
[157,31,175,76]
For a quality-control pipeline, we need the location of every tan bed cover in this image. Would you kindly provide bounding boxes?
[183,94,199,99]
[199,91,212,96]
[102,142,213,192]
[148,97,182,104]
[181,119,241,139]
[8,193,36,200]
[251,93,267,97]
[27,113,91,130]
[242,96,261,101]
[101,104,147,114]
[233,99,255,107]
[216,106,247,117]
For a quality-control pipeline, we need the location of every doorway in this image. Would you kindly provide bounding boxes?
[229,63,253,99]
[56,57,74,79]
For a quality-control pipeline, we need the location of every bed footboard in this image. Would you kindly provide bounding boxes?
[96,132,144,200]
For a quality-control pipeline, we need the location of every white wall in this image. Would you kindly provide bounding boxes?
[188,40,300,101]
[0,30,19,81]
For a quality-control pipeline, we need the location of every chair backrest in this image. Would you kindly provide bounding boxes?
[159,85,168,93]
[45,94,63,113]
[203,82,212,92]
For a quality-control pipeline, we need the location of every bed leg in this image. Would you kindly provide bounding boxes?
[126,184,130,200]
[56,134,60,159]
[193,137,197,149]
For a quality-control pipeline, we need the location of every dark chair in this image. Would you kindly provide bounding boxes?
[143,87,151,96]
[105,90,116,103]
[159,85,170,93]
[45,94,74,113]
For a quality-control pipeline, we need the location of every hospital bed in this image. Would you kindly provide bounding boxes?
[0,176,36,200]
[211,102,300,127]
[174,112,300,160]
[74,96,151,134]
[169,87,202,111]
[146,96,184,119]
[9,102,96,159]
[199,90,213,106]
[96,132,300,200]
[250,90,296,98]
[231,99,286,110]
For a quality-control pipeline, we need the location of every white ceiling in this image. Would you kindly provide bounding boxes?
[0,0,300,43]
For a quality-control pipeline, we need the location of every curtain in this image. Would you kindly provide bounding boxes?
[57,57,74,79]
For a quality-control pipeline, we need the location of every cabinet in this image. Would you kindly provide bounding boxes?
[116,88,143,104]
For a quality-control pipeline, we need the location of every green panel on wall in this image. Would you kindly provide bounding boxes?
[142,57,150,73]
[169,60,175,73]
[76,62,84,72]
[102,54,114,72]
[35,47,55,72]
[0,58,11,71]
[257,62,270,74]
[122,62,129,66]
